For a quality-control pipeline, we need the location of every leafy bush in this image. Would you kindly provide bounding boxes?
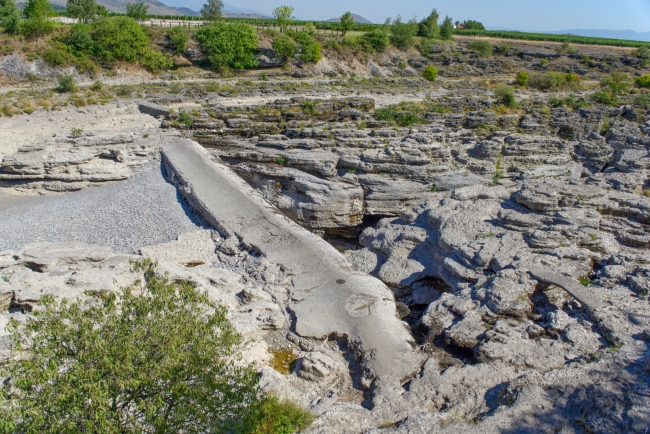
[168,26,189,54]
[467,40,492,57]
[600,71,631,94]
[635,75,650,89]
[140,49,172,72]
[195,21,258,70]
[634,93,650,109]
[423,65,438,82]
[494,84,515,107]
[0,260,298,433]
[361,29,389,52]
[549,95,589,110]
[515,71,529,86]
[66,17,150,63]
[291,30,321,63]
[390,15,418,49]
[592,90,618,105]
[527,71,581,91]
[252,396,314,434]
[90,80,103,90]
[42,45,75,66]
[273,34,297,60]
[497,43,510,54]
[374,107,423,127]
[55,73,77,93]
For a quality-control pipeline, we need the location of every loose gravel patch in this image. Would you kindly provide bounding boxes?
[0,162,206,253]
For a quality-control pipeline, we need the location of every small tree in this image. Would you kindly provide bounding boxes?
[0,261,268,432]
[440,16,454,40]
[66,0,97,23]
[390,15,418,49]
[339,11,354,36]
[418,9,439,39]
[125,1,148,21]
[0,0,19,30]
[272,5,294,33]
[201,0,223,21]
[22,0,55,37]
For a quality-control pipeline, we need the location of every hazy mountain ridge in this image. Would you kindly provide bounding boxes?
[327,13,372,24]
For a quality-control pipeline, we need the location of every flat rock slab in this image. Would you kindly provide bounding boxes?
[161,138,421,386]
[528,266,607,310]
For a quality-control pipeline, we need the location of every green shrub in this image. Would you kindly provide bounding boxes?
[252,396,314,434]
[635,75,650,89]
[592,90,618,105]
[273,34,297,60]
[539,58,549,67]
[55,73,76,93]
[90,80,102,90]
[92,17,149,62]
[373,107,423,127]
[515,71,529,86]
[528,71,580,91]
[600,71,631,94]
[497,43,510,54]
[0,260,282,433]
[494,84,515,107]
[361,28,389,52]
[168,26,189,54]
[66,17,150,62]
[390,15,418,49]
[291,31,321,63]
[140,49,172,73]
[634,93,650,109]
[195,22,258,70]
[423,65,438,82]
[42,46,74,66]
[467,40,492,57]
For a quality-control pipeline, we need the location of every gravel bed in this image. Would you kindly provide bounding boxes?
[0,162,206,253]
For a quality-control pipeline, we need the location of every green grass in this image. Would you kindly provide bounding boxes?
[579,276,592,287]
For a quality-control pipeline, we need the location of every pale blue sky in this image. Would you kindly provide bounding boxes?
[164,0,650,32]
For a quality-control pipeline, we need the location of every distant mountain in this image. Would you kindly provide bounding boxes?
[47,0,197,16]
[486,26,650,42]
[327,13,372,24]
[222,3,269,17]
